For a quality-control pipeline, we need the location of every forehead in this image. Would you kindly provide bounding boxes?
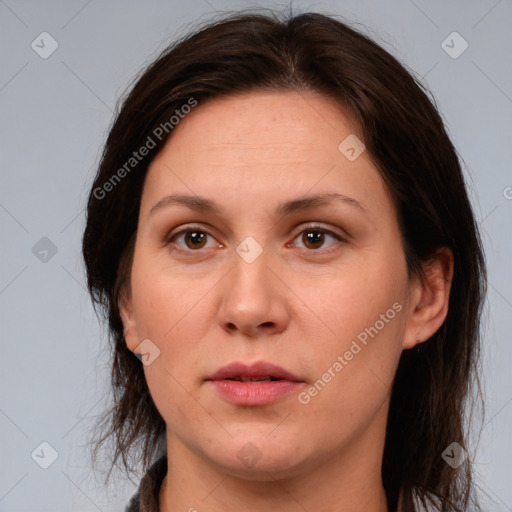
[163,90,360,157]
[140,90,393,224]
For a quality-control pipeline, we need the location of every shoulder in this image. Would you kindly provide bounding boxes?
[125,455,167,512]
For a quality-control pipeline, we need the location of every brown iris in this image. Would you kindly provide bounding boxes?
[184,230,207,249]
[302,230,325,249]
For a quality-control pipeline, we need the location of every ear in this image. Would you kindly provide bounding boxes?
[118,287,140,353]
[402,247,454,350]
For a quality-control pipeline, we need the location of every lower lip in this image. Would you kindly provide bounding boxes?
[208,379,302,406]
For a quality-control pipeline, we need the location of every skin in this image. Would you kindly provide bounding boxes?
[120,90,453,512]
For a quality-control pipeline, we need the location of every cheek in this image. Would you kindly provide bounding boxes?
[295,317,403,451]
[134,269,213,428]
[130,261,217,396]
[131,255,212,340]
[296,255,406,418]
[308,251,407,346]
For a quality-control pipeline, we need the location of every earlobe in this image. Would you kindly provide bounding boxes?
[402,247,454,350]
[118,289,139,352]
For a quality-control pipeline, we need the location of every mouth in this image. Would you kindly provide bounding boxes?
[206,361,303,383]
[206,361,303,406]
[224,376,283,382]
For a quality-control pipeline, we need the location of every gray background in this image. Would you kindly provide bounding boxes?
[1,0,511,510]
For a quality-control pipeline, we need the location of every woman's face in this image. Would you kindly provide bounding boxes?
[120,90,427,480]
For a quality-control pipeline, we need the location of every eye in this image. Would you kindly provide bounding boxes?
[165,224,347,255]
[166,226,220,252]
[290,225,346,252]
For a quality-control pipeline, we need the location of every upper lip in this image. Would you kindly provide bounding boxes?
[207,361,303,382]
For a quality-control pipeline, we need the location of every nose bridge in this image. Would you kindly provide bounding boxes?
[230,236,274,305]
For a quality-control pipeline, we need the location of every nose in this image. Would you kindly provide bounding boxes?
[217,246,290,338]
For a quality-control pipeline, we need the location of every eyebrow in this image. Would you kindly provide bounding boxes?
[148,192,366,217]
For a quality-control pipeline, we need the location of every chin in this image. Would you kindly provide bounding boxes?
[206,438,313,481]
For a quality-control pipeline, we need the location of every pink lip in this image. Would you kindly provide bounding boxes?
[207,361,302,382]
[206,361,304,406]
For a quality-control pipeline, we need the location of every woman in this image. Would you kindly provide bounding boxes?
[82,10,486,512]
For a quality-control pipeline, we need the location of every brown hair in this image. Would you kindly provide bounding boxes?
[82,9,486,511]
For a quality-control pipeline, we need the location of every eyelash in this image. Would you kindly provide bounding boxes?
[165,224,347,255]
